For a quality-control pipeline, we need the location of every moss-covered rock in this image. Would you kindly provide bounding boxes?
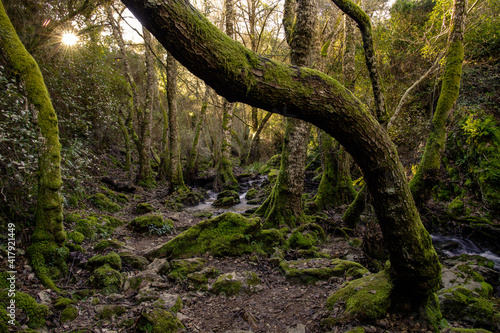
[88,252,122,271]
[68,231,85,244]
[0,290,49,329]
[254,228,285,253]
[54,297,76,310]
[187,266,219,290]
[439,286,500,328]
[74,215,124,239]
[211,271,261,296]
[61,305,78,322]
[245,188,258,200]
[326,270,393,320]
[119,252,149,270]
[153,294,183,313]
[212,190,241,207]
[97,305,126,319]
[136,202,155,214]
[128,214,174,235]
[286,223,325,250]
[94,239,125,252]
[137,308,185,333]
[167,258,207,281]
[90,264,123,293]
[147,212,262,259]
[90,193,121,212]
[280,258,369,284]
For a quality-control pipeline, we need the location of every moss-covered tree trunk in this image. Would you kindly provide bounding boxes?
[255,0,317,228]
[0,0,66,291]
[166,52,187,191]
[314,12,357,211]
[331,0,388,124]
[186,85,210,181]
[313,133,356,211]
[216,0,239,191]
[136,27,155,187]
[246,112,272,164]
[410,0,467,205]
[121,0,442,311]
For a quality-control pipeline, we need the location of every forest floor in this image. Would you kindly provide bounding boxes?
[8,164,500,333]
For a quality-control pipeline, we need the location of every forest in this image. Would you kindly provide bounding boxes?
[0,0,499,331]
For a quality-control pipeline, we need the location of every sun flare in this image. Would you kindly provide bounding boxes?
[61,32,79,46]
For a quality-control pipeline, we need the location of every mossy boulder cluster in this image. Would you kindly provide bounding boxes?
[212,189,240,207]
[0,290,49,329]
[88,252,124,293]
[69,213,125,239]
[147,212,262,258]
[128,214,174,235]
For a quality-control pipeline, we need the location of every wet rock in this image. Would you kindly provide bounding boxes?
[212,190,241,207]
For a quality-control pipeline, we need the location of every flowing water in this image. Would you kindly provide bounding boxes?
[431,234,500,269]
[184,175,266,216]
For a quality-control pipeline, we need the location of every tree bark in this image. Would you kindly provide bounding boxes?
[121,0,442,308]
[410,0,467,205]
[186,84,210,181]
[331,0,387,123]
[255,0,316,227]
[246,112,272,164]
[216,0,239,191]
[0,0,65,291]
[137,27,155,186]
[166,52,187,190]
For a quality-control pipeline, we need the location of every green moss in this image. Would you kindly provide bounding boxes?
[326,270,393,320]
[0,271,13,289]
[136,202,155,214]
[287,223,325,250]
[345,328,365,333]
[119,252,149,270]
[54,297,76,310]
[438,286,499,327]
[137,308,185,333]
[280,258,369,284]
[98,305,126,319]
[68,231,85,244]
[27,241,69,292]
[128,214,174,235]
[448,329,493,333]
[254,228,285,252]
[90,193,121,212]
[447,196,465,217]
[61,305,78,322]
[167,258,207,281]
[187,266,219,290]
[211,273,242,296]
[0,290,49,328]
[245,188,258,200]
[88,252,122,271]
[212,190,240,207]
[94,239,125,252]
[90,264,123,293]
[65,212,82,224]
[148,212,262,259]
[259,154,281,174]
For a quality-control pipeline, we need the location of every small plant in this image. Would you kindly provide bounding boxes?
[148,223,173,236]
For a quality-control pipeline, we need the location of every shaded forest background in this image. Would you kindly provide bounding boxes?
[0,0,500,330]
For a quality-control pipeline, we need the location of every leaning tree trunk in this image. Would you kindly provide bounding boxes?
[166,52,187,191]
[410,0,468,205]
[255,0,317,228]
[246,112,272,164]
[216,0,239,191]
[0,0,66,291]
[331,0,388,124]
[121,0,442,312]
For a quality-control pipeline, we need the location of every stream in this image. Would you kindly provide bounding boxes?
[431,234,500,269]
[184,175,266,216]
